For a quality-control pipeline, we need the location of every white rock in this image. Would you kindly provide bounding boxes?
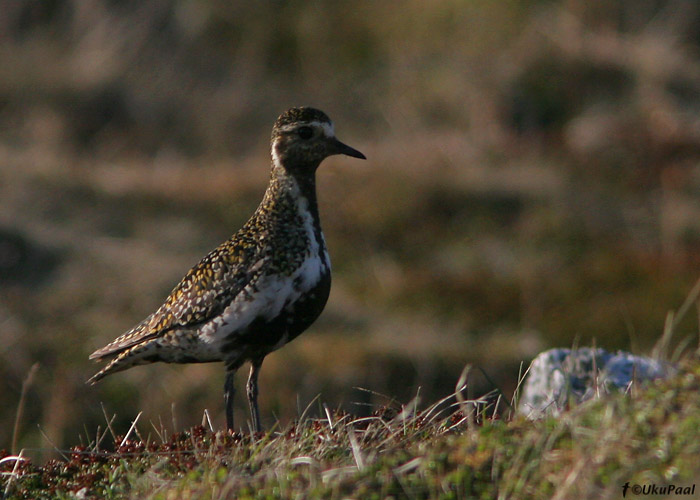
[517,347,675,418]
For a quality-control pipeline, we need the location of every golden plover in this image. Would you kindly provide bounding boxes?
[88,107,365,432]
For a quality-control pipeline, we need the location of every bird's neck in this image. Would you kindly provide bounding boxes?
[263,164,321,221]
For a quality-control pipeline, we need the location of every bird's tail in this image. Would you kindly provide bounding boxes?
[87,340,159,384]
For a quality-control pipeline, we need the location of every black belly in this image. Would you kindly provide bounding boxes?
[222,270,331,369]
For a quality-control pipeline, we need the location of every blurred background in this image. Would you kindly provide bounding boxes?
[2,0,700,459]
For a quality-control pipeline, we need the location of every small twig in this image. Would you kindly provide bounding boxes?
[157,415,169,443]
[150,421,165,444]
[133,422,147,445]
[96,416,116,453]
[37,426,69,461]
[101,403,118,442]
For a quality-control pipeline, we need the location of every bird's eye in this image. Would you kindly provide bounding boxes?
[297,126,313,140]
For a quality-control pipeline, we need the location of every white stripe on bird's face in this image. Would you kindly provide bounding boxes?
[276,121,335,138]
[317,121,335,138]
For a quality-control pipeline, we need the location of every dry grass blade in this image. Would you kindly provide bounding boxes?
[394,456,422,475]
[296,394,322,431]
[455,364,473,428]
[510,360,533,412]
[120,411,143,447]
[674,275,700,330]
[323,404,334,432]
[201,409,214,433]
[1,451,26,499]
[347,427,365,471]
[396,395,420,423]
[421,389,468,428]
[11,363,39,455]
[653,275,700,359]
[653,311,675,360]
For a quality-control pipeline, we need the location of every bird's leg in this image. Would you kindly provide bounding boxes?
[224,370,236,431]
[246,359,263,433]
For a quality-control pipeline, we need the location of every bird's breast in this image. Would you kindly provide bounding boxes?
[200,188,331,356]
[200,241,329,346]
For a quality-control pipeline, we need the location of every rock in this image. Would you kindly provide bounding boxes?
[516,347,675,418]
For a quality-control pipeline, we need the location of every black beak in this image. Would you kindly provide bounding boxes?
[331,138,366,160]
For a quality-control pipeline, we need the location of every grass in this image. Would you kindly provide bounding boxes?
[3,359,700,500]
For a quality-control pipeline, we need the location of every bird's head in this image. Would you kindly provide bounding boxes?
[270,107,365,174]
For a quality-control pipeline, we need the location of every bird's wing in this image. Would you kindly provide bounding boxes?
[89,237,265,360]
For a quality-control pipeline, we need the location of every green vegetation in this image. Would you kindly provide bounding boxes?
[3,361,700,499]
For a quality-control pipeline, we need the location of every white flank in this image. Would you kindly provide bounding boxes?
[199,177,329,352]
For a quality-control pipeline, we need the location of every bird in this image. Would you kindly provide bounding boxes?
[88,107,365,433]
